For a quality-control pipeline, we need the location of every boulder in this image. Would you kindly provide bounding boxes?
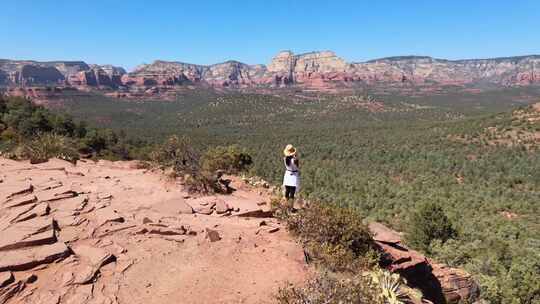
[431,263,480,304]
[195,206,214,215]
[214,200,231,214]
[368,222,480,304]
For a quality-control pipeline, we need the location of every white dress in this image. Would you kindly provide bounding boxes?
[283,157,300,189]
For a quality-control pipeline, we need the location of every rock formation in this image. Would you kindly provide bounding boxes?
[123,52,540,89]
[1,52,539,95]
[368,222,480,304]
[0,60,124,88]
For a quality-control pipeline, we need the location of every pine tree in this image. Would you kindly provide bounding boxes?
[406,202,456,253]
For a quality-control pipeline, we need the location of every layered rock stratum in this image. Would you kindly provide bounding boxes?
[1,51,540,94]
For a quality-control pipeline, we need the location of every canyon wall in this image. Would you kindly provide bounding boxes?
[1,52,539,91]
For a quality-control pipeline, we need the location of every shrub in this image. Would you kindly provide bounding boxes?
[276,273,381,304]
[150,136,234,194]
[405,202,456,253]
[365,268,423,304]
[18,133,79,164]
[284,202,375,271]
[201,145,252,174]
[149,135,200,175]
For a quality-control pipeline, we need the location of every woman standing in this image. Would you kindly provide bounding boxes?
[283,144,300,201]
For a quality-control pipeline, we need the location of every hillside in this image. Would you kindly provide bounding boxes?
[1,91,540,303]
[45,91,540,304]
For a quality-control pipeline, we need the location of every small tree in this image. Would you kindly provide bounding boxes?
[201,145,252,174]
[405,202,456,253]
[150,135,200,174]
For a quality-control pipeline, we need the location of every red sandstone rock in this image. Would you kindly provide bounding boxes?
[0,272,14,288]
[152,198,194,214]
[368,222,480,304]
[0,242,70,272]
[205,228,221,242]
[93,208,124,226]
[195,206,214,215]
[236,209,274,218]
[0,217,56,251]
[71,244,115,284]
[3,194,38,209]
[215,199,231,214]
[147,225,187,236]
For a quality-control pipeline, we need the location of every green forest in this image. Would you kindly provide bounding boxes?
[2,86,540,303]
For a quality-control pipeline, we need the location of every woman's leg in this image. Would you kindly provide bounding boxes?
[288,186,296,200]
[285,186,293,200]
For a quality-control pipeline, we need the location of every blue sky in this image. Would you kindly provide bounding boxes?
[2,0,539,70]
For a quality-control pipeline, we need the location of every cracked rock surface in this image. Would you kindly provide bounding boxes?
[0,158,307,304]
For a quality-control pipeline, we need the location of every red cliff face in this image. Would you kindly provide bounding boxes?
[0,60,124,88]
[1,52,540,94]
[123,52,540,90]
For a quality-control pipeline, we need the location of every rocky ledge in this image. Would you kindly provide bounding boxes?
[0,158,307,304]
[369,222,480,304]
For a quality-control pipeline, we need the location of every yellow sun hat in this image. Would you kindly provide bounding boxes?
[283,144,297,157]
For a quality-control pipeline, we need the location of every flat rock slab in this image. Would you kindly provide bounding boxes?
[36,186,77,203]
[147,225,187,236]
[71,245,115,284]
[152,199,194,215]
[2,183,34,201]
[0,218,56,251]
[49,196,88,212]
[3,195,38,209]
[93,208,124,226]
[11,203,50,223]
[72,244,114,267]
[0,228,56,252]
[2,203,37,227]
[35,180,63,191]
[0,242,70,272]
[369,222,402,244]
[235,209,274,218]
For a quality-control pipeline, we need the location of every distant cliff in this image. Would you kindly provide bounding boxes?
[0,60,125,88]
[1,51,539,91]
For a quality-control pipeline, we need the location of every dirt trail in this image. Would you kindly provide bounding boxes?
[0,158,308,304]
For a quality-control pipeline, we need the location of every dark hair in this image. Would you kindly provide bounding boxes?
[285,155,299,167]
